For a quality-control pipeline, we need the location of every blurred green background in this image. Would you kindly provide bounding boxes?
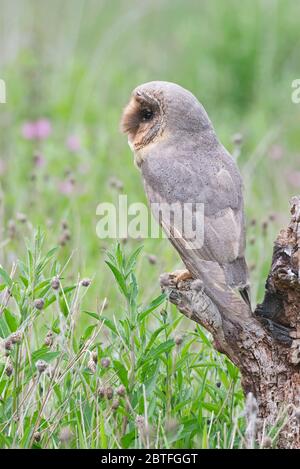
[0,0,299,312]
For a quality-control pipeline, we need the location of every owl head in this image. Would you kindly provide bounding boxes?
[121,81,213,153]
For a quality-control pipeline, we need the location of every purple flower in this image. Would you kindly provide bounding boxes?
[58,178,75,195]
[66,135,81,152]
[35,119,52,140]
[22,122,37,140]
[22,119,52,141]
[33,153,45,168]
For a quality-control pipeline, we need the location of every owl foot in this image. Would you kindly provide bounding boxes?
[172,269,193,287]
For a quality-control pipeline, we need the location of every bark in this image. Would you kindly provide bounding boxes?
[160,196,300,449]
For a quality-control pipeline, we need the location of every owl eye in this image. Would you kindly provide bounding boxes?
[141,108,154,121]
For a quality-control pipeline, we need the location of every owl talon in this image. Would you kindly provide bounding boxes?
[172,269,193,286]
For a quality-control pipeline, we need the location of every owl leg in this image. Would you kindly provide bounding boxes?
[172,269,193,286]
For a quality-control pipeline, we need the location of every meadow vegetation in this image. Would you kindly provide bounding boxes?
[0,0,299,448]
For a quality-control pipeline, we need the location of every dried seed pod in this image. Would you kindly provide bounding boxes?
[147,254,157,265]
[81,278,91,287]
[51,277,60,290]
[88,357,96,374]
[105,386,114,400]
[33,432,41,442]
[44,331,54,347]
[116,385,126,397]
[262,436,272,448]
[10,331,23,344]
[101,357,111,368]
[59,426,73,444]
[8,219,16,239]
[136,415,145,429]
[5,359,14,377]
[112,399,120,411]
[4,339,13,351]
[16,212,27,223]
[232,133,243,145]
[91,351,98,364]
[36,360,48,374]
[34,298,45,310]
[174,335,183,346]
[97,386,105,399]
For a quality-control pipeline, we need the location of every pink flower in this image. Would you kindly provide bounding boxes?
[22,119,52,141]
[58,178,75,195]
[66,135,81,152]
[35,119,52,140]
[22,122,37,140]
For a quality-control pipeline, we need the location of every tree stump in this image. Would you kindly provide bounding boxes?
[160,196,300,449]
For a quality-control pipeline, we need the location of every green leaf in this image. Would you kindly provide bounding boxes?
[105,261,128,298]
[113,360,128,387]
[138,293,167,322]
[100,316,117,335]
[82,324,96,341]
[83,310,100,321]
[125,245,143,276]
[0,266,12,287]
[31,349,60,364]
[121,430,136,449]
[138,339,175,368]
[4,308,18,332]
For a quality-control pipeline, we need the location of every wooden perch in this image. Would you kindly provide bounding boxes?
[160,196,300,449]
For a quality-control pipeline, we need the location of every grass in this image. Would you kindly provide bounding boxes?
[0,0,299,449]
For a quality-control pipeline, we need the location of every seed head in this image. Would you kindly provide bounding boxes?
[33,432,41,442]
[36,360,48,374]
[5,360,14,377]
[97,386,105,399]
[136,415,145,429]
[61,220,69,230]
[59,426,73,444]
[51,277,60,290]
[148,254,157,265]
[262,436,272,448]
[232,133,243,145]
[105,386,114,400]
[112,399,120,411]
[109,176,124,191]
[34,298,45,310]
[16,212,27,223]
[81,278,91,287]
[91,351,98,364]
[101,357,110,368]
[8,219,16,239]
[4,339,13,351]
[262,220,268,234]
[174,335,183,346]
[87,357,97,374]
[44,331,54,347]
[116,385,126,397]
[10,331,23,344]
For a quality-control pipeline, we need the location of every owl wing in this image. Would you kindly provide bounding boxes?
[142,150,250,316]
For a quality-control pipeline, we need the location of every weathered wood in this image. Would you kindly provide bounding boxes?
[160,196,300,448]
